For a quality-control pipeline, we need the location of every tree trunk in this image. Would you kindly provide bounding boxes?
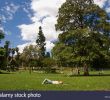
[83,63,89,76]
[29,67,32,74]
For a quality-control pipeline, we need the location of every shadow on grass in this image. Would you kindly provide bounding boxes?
[0,71,14,74]
[89,74,110,77]
[68,74,110,77]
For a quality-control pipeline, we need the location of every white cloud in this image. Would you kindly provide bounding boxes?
[18,0,65,52]
[0,24,5,35]
[9,3,19,14]
[17,41,54,53]
[18,23,41,41]
[0,3,19,22]
[22,2,32,18]
[31,0,65,19]
[24,15,60,42]
[17,43,30,53]
[104,0,110,13]
[18,0,65,41]
[0,26,4,32]
[42,16,59,41]
[0,15,7,23]
[94,0,107,8]
[17,42,36,53]
[45,41,55,52]
[106,8,110,13]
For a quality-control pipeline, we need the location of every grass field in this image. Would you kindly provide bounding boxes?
[0,70,110,91]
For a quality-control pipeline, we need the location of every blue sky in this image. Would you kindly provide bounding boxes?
[0,0,32,48]
[0,0,110,53]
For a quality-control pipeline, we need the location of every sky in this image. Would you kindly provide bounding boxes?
[0,0,110,53]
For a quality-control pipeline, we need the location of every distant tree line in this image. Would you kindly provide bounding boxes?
[19,26,56,73]
[0,40,20,71]
[0,26,55,73]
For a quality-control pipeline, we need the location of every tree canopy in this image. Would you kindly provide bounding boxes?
[52,0,110,75]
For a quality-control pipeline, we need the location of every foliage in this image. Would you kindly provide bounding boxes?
[42,58,56,73]
[52,0,110,75]
[0,25,4,43]
[4,41,10,58]
[9,59,18,71]
[45,52,51,58]
[15,47,20,68]
[0,40,20,71]
[36,26,46,58]
[0,47,6,70]
[20,45,39,67]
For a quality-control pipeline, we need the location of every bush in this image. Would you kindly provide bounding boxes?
[42,58,56,73]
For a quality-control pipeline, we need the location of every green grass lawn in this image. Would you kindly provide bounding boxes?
[0,70,110,91]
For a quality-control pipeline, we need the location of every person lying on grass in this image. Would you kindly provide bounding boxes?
[42,79,63,84]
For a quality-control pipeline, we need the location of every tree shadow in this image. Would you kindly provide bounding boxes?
[89,74,110,77]
[68,74,110,77]
[0,71,13,74]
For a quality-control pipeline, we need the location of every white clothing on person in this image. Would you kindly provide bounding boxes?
[42,79,63,84]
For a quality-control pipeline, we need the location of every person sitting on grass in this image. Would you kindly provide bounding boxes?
[42,79,63,84]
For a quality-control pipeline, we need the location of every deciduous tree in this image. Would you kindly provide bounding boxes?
[53,0,110,75]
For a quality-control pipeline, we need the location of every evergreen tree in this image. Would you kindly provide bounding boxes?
[0,30,4,43]
[46,52,50,58]
[0,47,5,70]
[4,41,10,58]
[0,22,5,70]
[11,48,15,60]
[36,26,46,58]
[4,41,10,70]
[15,47,20,69]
